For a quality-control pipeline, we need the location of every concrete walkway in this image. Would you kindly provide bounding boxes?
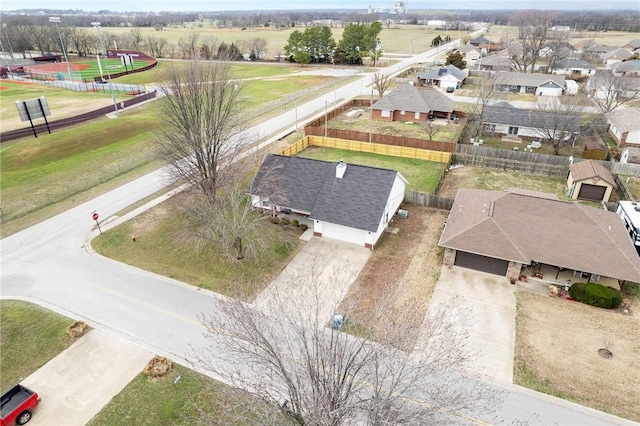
[253,237,370,327]
[21,329,152,426]
[415,266,516,383]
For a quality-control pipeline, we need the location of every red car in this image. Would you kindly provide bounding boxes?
[1,385,40,426]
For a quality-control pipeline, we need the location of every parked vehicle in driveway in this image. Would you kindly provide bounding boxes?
[1,385,40,426]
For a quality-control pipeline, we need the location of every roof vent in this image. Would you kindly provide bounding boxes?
[336,160,347,179]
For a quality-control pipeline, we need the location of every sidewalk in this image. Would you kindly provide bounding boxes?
[21,328,152,426]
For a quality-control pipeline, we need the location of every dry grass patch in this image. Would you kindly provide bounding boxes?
[340,205,448,348]
[515,291,640,421]
[144,356,175,380]
[66,321,90,339]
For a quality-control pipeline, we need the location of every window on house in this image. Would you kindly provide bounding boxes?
[400,110,405,115]
[415,111,420,119]
[381,110,391,117]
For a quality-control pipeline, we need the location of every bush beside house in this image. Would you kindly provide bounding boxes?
[569,282,622,309]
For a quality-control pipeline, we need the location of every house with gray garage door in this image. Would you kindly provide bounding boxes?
[249,154,407,249]
[493,72,565,96]
[439,188,640,285]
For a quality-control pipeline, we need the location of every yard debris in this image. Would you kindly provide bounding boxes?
[66,320,90,338]
[548,285,559,297]
[144,356,174,379]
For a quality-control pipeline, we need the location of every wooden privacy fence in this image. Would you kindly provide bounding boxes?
[454,154,569,177]
[279,135,452,164]
[615,175,636,201]
[404,191,454,210]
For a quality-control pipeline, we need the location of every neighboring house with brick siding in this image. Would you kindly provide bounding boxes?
[371,83,456,121]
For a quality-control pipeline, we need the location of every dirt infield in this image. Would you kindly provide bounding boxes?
[23,62,90,75]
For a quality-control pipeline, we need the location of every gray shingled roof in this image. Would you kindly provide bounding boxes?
[608,107,640,133]
[371,83,456,114]
[569,160,616,187]
[439,189,640,282]
[458,44,480,54]
[494,71,565,88]
[483,102,579,132]
[624,39,640,49]
[604,48,633,60]
[417,64,466,82]
[478,55,511,67]
[613,59,640,72]
[586,44,616,53]
[249,155,404,232]
[553,58,595,70]
[470,36,494,45]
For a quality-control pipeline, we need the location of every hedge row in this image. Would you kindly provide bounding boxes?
[569,282,622,309]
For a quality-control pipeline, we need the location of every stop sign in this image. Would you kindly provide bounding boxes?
[92,212,99,221]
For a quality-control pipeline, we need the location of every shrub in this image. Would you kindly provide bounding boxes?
[291,219,299,227]
[280,217,290,225]
[270,217,280,224]
[300,224,308,231]
[569,282,622,309]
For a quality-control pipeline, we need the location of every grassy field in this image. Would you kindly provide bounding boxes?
[104,24,463,59]
[0,80,135,132]
[438,165,568,199]
[295,146,446,193]
[91,191,302,300]
[487,25,640,48]
[87,364,291,426]
[0,300,75,393]
[0,101,162,230]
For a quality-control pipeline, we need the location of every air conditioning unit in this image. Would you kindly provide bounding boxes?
[397,209,408,218]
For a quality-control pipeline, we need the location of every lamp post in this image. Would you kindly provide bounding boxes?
[2,23,15,62]
[410,36,413,55]
[48,17,72,77]
[91,22,118,112]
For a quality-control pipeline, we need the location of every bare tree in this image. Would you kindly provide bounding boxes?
[509,10,554,73]
[422,120,441,141]
[130,28,143,49]
[247,37,268,60]
[465,74,499,140]
[183,158,275,262]
[372,73,392,97]
[178,31,200,59]
[533,97,583,155]
[156,61,242,203]
[587,70,640,113]
[193,265,503,425]
[69,28,95,57]
[541,30,572,74]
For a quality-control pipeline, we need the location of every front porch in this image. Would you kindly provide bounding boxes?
[519,263,620,291]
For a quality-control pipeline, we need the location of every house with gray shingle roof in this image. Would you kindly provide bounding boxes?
[456,44,481,66]
[416,65,466,90]
[371,83,456,121]
[469,36,496,53]
[613,59,640,77]
[620,146,640,164]
[493,71,565,96]
[607,107,640,146]
[551,58,596,77]
[603,48,634,67]
[621,39,640,51]
[439,188,640,283]
[482,102,579,142]
[477,54,511,72]
[249,154,408,249]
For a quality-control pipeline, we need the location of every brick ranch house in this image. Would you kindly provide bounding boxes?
[439,188,640,286]
[371,83,456,122]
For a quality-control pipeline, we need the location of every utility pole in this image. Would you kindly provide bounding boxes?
[91,22,118,113]
[49,17,72,77]
[2,23,15,62]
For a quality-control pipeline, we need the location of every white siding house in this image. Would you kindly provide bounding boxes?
[250,154,408,249]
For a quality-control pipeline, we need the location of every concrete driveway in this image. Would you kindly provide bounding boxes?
[416,266,516,383]
[253,237,371,327]
[21,328,152,426]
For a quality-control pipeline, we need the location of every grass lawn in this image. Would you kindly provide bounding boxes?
[91,191,302,300]
[0,79,135,132]
[0,300,75,393]
[438,165,568,199]
[296,146,446,193]
[514,291,640,422]
[0,101,162,230]
[621,176,640,200]
[87,364,291,426]
[328,107,464,143]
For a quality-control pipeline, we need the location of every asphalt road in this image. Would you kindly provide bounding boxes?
[1,44,636,425]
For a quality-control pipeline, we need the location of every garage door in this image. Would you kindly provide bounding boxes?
[454,251,509,276]
[577,184,606,201]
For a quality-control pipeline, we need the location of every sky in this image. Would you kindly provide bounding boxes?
[1,0,639,11]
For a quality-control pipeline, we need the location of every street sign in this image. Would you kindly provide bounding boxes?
[92,212,99,221]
